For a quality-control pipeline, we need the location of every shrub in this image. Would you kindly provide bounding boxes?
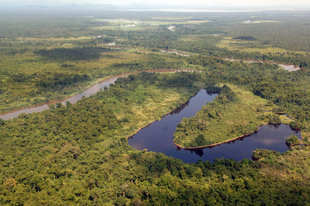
[286,135,299,146]
[289,121,302,130]
[218,85,236,104]
[252,149,280,160]
[267,114,281,125]
[194,134,207,146]
[3,178,17,190]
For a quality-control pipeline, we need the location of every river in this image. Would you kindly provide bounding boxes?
[128,89,301,163]
[0,69,196,120]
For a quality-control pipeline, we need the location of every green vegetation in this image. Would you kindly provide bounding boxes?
[266,113,282,125]
[0,72,310,205]
[0,46,186,113]
[290,120,303,130]
[174,84,287,148]
[1,10,310,205]
[217,36,308,57]
[92,18,209,31]
[286,135,300,146]
[252,149,281,160]
[1,11,310,114]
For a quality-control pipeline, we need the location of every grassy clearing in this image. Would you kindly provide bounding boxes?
[217,37,308,56]
[260,146,310,181]
[92,25,146,31]
[0,49,144,113]
[16,36,93,42]
[151,17,193,20]
[92,18,209,31]
[139,20,210,25]
[243,20,281,24]
[174,84,290,148]
[113,85,193,137]
[0,44,189,113]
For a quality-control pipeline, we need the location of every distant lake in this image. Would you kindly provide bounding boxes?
[128,89,301,163]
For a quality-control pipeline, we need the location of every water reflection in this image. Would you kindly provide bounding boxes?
[128,89,301,163]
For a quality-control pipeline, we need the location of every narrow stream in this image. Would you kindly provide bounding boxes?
[128,89,301,163]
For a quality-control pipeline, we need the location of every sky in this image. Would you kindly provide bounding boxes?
[1,0,310,10]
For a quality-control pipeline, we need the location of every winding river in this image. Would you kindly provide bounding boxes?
[0,60,300,121]
[0,70,301,162]
[128,89,301,163]
[0,75,123,120]
[0,69,195,120]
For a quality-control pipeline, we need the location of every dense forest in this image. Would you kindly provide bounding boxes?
[1,72,309,205]
[0,10,310,205]
[1,10,310,112]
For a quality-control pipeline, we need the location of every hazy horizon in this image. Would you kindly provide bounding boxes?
[1,0,310,11]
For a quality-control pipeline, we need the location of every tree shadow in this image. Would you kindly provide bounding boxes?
[34,47,111,61]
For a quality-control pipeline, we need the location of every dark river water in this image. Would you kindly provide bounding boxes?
[128,89,301,163]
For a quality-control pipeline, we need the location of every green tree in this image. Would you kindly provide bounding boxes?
[194,134,207,146]
[286,135,299,146]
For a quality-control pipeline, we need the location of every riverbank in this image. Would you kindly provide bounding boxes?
[173,84,292,148]
[0,68,199,120]
[173,124,272,150]
[126,89,205,141]
[127,87,301,162]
